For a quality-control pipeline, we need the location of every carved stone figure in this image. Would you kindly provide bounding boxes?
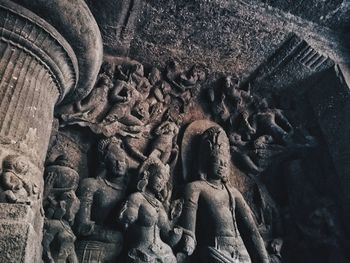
[180,125,269,263]
[129,63,152,98]
[75,137,128,262]
[149,121,179,166]
[268,238,283,263]
[250,99,293,144]
[123,121,179,168]
[0,155,39,205]
[119,158,182,263]
[42,158,80,263]
[60,63,115,124]
[229,133,262,174]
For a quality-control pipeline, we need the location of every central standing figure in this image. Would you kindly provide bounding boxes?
[180,126,269,263]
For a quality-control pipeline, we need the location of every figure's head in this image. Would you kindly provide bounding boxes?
[98,74,112,87]
[269,238,283,254]
[137,158,170,197]
[133,101,150,121]
[257,98,269,111]
[60,190,80,224]
[148,67,161,85]
[132,63,144,76]
[200,127,231,182]
[100,62,114,78]
[98,138,128,178]
[223,75,239,89]
[2,155,29,174]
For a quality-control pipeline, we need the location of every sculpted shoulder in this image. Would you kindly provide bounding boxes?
[126,192,144,205]
[185,180,207,192]
[78,177,99,193]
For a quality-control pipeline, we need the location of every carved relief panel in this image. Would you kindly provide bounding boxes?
[41,49,348,263]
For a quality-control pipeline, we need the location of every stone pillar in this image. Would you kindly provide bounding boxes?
[0,0,103,262]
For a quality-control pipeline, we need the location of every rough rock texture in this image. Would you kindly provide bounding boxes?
[0,204,40,263]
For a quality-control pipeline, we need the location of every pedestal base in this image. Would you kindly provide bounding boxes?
[0,204,42,263]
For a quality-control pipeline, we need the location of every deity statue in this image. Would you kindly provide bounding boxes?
[42,158,80,263]
[75,137,128,262]
[180,125,269,263]
[119,158,182,263]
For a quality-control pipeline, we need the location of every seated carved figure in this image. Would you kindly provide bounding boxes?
[119,158,182,263]
[180,126,269,263]
[0,155,39,205]
[75,138,128,263]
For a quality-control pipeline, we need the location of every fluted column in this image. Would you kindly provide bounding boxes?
[0,0,103,262]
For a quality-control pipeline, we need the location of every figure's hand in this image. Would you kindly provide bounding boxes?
[168,226,184,246]
[183,234,196,256]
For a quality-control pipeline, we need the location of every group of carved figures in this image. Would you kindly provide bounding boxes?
[59,59,204,139]
[208,76,316,175]
[0,59,337,262]
[40,123,273,263]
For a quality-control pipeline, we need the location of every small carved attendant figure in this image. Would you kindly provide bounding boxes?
[149,121,179,166]
[75,138,128,263]
[42,159,80,263]
[0,155,39,205]
[180,127,269,263]
[119,158,182,263]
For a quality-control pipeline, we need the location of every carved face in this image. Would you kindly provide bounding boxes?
[134,102,149,120]
[270,238,283,254]
[209,152,230,181]
[105,153,127,178]
[2,155,29,175]
[148,68,161,85]
[148,167,169,194]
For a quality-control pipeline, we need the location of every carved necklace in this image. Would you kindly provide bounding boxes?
[141,191,160,213]
[205,180,224,190]
[100,177,124,191]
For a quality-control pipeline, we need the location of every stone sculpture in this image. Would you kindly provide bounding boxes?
[42,158,80,263]
[119,158,182,263]
[0,155,39,205]
[60,63,115,124]
[75,137,128,262]
[250,99,293,144]
[180,125,269,263]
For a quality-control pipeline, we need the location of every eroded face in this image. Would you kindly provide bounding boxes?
[62,190,80,224]
[14,158,29,174]
[209,152,230,181]
[148,170,168,194]
[106,153,127,178]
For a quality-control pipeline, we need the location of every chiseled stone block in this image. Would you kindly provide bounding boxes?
[0,204,41,263]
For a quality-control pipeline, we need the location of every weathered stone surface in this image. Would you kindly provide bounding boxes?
[0,204,40,263]
[11,0,104,104]
[0,1,349,263]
